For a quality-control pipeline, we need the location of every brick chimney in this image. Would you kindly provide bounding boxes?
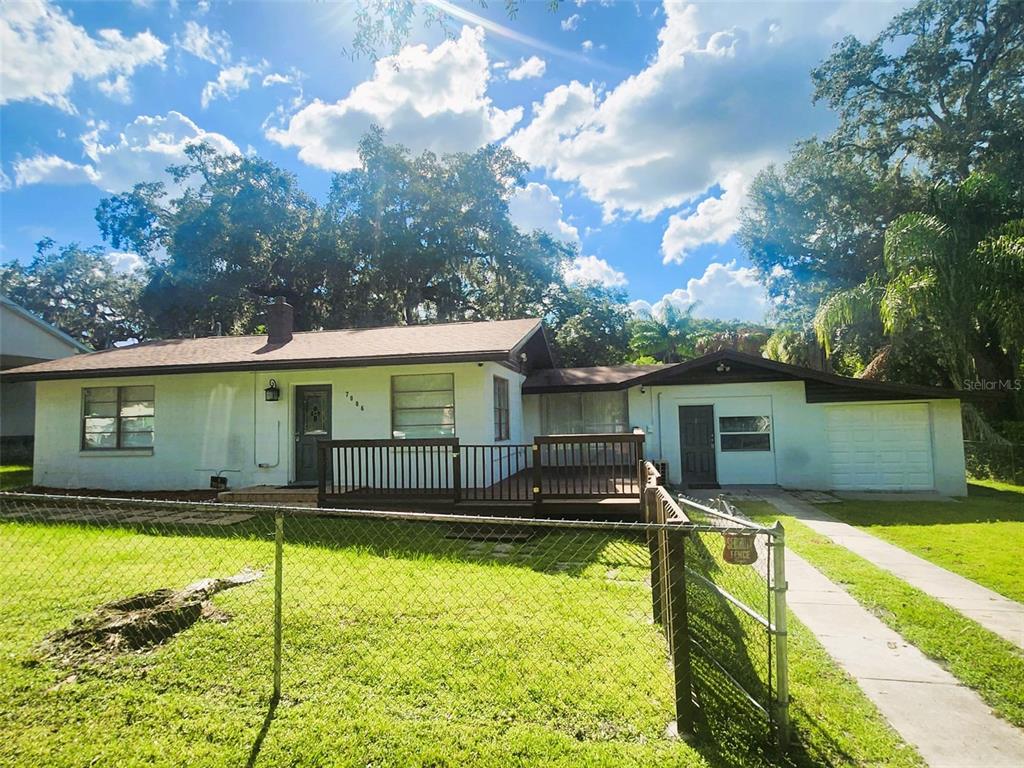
[267,297,294,345]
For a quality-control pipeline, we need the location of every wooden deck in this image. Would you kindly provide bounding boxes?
[316,435,645,519]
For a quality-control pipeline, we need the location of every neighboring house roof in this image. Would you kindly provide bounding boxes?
[523,349,962,402]
[522,364,671,393]
[0,294,91,355]
[2,317,548,382]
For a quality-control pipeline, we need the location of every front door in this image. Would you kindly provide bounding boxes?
[679,405,718,487]
[295,385,331,484]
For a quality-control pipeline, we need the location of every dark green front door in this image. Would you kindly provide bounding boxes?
[295,385,331,484]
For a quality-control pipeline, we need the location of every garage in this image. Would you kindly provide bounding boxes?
[826,403,935,491]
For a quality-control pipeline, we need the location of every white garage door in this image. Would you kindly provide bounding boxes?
[826,404,935,491]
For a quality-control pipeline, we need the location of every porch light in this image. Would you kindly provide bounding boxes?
[716,362,732,373]
[264,378,281,402]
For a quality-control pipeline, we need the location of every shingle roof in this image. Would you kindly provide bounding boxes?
[522,364,670,393]
[2,318,544,381]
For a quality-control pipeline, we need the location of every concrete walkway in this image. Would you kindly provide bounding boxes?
[783,546,1024,767]
[762,491,1024,650]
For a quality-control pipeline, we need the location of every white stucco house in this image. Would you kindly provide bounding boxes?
[1,295,90,461]
[1,300,968,498]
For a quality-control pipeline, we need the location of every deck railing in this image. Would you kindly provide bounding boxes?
[318,433,644,506]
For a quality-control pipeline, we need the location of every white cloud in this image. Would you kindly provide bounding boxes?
[176,20,231,65]
[561,14,580,31]
[661,170,747,263]
[0,0,167,112]
[581,40,594,52]
[97,73,131,102]
[14,154,99,186]
[633,261,769,323]
[201,60,266,108]
[0,169,11,192]
[508,182,579,243]
[506,0,902,227]
[263,72,298,87]
[267,26,522,171]
[508,56,546,81]
[107,251,144,273]
[564,255,627,288]
[15,111,239,192]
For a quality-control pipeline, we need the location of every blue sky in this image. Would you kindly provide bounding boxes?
[1,0,909,324]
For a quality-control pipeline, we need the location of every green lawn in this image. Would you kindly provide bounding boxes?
[0,464,32,490]
[0,508,922,768]
[748,502,1024,729]
[823,481,1024,603]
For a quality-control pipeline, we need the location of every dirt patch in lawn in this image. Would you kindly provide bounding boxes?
[39,568,264,665]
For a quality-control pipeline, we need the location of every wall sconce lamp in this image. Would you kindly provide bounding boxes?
[716,362,732,373]
[640,385,647,394]
[264,378,281,401]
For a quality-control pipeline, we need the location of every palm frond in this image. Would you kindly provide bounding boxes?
[813,282,881,355]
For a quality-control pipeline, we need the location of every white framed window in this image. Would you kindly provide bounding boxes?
[82,385,155,450]
[719,415,771,452]
[493,376,510,441]
[391,373,455,439]
[540,391,629,435]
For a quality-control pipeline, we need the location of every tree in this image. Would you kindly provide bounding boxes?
[740,139,921,322]
[628,304,701,363]
[347,0,559,59]
[97,144,326,337]
[325,130,566,327]
[547,284,632,367]
[813,0,1024,181]
[814,173,1024,396]
[0,239,149,349]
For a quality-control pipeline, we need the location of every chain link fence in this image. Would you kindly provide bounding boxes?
[964,439,1023,485]
[0,488,787,765]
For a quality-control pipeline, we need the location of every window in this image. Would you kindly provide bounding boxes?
[540,391,629,434]
[82,386,155,450]
[719,415,771,452]
[493,376,510,441]
[391,373,455,439]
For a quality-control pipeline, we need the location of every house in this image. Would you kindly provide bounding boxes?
[0,295,90,461]
[1,300,967,498]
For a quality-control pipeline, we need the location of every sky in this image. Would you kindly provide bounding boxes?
[0,0,911,326]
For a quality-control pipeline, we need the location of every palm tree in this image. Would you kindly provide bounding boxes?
[814,174,1024,392]
[629,303,700,363]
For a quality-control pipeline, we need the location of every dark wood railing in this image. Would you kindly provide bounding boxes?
[318,433,645,507]
[318,438,459,500]
[533,434,644,500]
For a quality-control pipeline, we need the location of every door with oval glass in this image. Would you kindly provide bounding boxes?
[295,385,331,484]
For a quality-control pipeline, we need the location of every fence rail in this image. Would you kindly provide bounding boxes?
[317,433,645,507]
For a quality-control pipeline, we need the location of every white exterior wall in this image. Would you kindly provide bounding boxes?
[626,381,966,495]
[33,362,524,491]
[1,302,84,363]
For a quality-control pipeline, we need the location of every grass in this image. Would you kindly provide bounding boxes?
[747,502,1024,729]
[0,464,32,490]
[0,503,923,768]
[820,482,1024,603]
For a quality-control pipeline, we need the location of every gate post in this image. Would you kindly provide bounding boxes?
[667,525,694,735]
[771,521,790,748]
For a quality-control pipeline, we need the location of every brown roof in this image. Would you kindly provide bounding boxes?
[2,318,545,381]
[523,364,670,393]
[523,350,962,402]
